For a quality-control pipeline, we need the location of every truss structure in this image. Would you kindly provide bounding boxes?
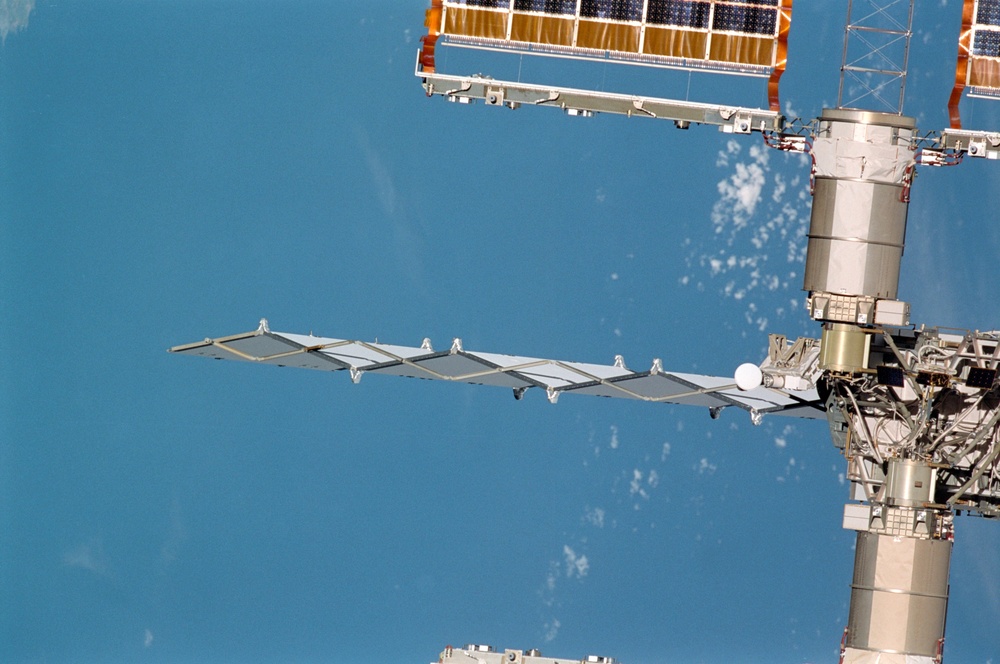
[837,0,914,114]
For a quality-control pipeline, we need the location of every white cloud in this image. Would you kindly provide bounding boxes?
[543,618,561,642]
[629,468,646,499]
[538,541,589,639]
[585,507,605,528]
[63,537,110,577]
[774,423,795,448]
[713,156,767,227]
[715,139,740,167]
[538,541,590,643]
[771,172,787,203]
[685,142,813,334]
[539,560,559,608]
[355,128,426,286]
[563,545,589,578]
[356,129,396,217]
[0,0,33,42]
[161,497,188,568]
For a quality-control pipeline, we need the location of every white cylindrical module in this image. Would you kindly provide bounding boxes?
[804,109,916,300]
[844,531,951,661]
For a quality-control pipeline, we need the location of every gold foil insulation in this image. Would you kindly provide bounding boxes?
[421,1,793,111]
[820,324,871,374]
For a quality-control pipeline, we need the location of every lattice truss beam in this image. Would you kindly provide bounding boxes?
[169,319,823,422]
[837,0,913,115]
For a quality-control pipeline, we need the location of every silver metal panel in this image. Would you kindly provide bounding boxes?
[475,352,631,381]
[567,373,732,405]
[305,340,433,368]
[170,322,824,421]
[369,353,534,388]
[170,342,230,360]
[939,128,1000,158]
[472,351,563,370]
[418,70,784,132]
[323,344,430,369]
[257,351,349,371]
[522,361,632,388]
[222,334,302,357]
[315,344,395,369]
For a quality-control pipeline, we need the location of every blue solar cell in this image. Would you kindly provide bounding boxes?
[646,0,711,28]
[973,28,1000,57]
[580,0,644,22]
[711,3,777,35]
[450,0,510,7]
[513,0,577,13]
[977,0,1000,27]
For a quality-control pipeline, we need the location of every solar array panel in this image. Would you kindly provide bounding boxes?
[420,0,793,109]
[170,321,824,421]
[974,24,1000,58]
[950,0,1000,127]
[515,0,578,13]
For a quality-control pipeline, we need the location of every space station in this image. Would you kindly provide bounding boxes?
[171,1,1000,662]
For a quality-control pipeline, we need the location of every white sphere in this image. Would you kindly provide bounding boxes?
[734,363,763,391]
